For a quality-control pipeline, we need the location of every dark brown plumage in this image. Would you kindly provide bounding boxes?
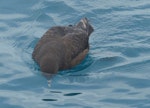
[32,18,94,74]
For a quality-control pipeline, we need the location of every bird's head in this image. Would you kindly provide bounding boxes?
[76,17,94,36]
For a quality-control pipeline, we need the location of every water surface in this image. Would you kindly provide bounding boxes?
[0,0,150,108]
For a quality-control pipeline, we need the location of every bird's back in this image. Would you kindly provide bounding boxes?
[32,18,94,74]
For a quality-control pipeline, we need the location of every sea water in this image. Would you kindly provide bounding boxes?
[0,0,150,108]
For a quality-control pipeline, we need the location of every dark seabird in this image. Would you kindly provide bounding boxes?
[32,18,94,75]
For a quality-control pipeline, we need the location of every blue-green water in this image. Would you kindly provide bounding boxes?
[0,0,150,108]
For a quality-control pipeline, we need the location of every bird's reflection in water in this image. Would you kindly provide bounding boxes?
[41,72,82,102]
[41,72,60,102]
[41,72,55,87]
